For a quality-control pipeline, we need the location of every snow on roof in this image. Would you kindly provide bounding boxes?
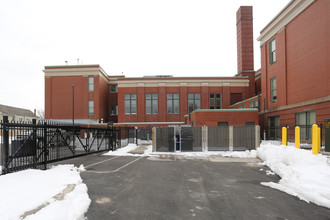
[0,104,35,117]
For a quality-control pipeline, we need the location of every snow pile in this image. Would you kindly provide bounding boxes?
[257,143,330,209]
[217,150,257,158]
[0,165,91,220]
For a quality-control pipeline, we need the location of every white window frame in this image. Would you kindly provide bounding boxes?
[88,100,94,115]
[88,77,94,92]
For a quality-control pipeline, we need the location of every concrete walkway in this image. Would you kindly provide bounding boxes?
[128,145,149,154]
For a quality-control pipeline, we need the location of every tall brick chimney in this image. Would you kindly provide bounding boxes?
[236,6,255,98]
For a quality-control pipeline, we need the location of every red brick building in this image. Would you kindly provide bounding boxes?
[257,0,330,140]
[44,65,110,124]
[187,109,258,127]
[44,5,258,127]
[44,66,254,126]
[44,2,330,139]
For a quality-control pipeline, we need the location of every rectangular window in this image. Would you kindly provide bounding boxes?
[88,77,94,92]
[268,116,280,140]
[218,122,228,126]
[146,94,158,114]
[239,104,246,109]
[167,93,179,114]
[270,39,276,64]
[270,77,277,102]
[110,105,118,115]
[209,93,222,109]
[88,100,94,115]
[110,85,118,93]
[296,111,316,140]
[124,94,137,114]
[188,93,200,113]
[249,100,258,109]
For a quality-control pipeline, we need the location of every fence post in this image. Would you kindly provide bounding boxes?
[295,126,300,149]
[3,116,9,174]
[86,128,89,153]
[312,124,318,155]
[282,127,287,146]
[152,127,156,152]
[204,126,208,152]
[229,126,233,151]
[320,123,323,150]
[32,119,37,168]
[118,127,121,149]
[43,122,48,170]
[317,127,321,153]
[255,125,260,148]
[135,128,138,145]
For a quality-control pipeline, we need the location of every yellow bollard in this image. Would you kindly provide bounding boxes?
[282,127,287,146]
[317,127,321,153]
[312,124,318,155]
[295,126,300,149]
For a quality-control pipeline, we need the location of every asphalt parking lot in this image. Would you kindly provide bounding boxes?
[54,153,330,220]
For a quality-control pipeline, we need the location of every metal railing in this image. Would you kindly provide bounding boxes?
[0,116,120,174]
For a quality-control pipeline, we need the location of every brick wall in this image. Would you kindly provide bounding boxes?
[117,85,248,123]
[189,110,259,127]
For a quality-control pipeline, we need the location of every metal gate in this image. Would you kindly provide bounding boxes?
[153,125,259,152]
[1,116,119,174]
[233,126,255,151]
[208,126,229,151]
[180,127,202,152]
[155,127,174,152]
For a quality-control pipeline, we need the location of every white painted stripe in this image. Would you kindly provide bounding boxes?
[85,156,119,168]
[86,157,143,174]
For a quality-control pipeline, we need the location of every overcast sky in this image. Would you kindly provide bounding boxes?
[0,0,289,112]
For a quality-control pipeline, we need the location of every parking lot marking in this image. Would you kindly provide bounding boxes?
[85,156,119,169]
[86,157,143,174]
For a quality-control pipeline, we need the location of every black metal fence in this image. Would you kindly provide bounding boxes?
[118,127,152,146]
[0,116,125,174]
[181,127,202,152]
[155,127,174,152]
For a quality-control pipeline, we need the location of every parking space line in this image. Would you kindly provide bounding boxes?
[85,156,119,169]
[86,157,143,174]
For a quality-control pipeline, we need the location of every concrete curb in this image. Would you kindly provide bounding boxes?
[21,184,76,219]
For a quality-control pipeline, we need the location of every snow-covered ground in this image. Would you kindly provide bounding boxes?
[0,165,90,220]
[103,143,257,158]
[1,142,330,219]
[103,143,153,157]
[258,142,330,209]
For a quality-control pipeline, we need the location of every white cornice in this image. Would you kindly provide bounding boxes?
[257,0,315,45]
[44,67,110,82]
[116,79,249,88]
